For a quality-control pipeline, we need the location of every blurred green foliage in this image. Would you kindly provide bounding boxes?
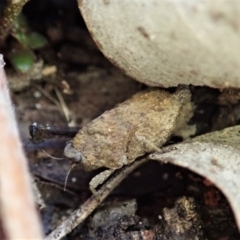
[8,13,48,73]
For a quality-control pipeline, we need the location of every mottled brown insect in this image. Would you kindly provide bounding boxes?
[64,88,193,172]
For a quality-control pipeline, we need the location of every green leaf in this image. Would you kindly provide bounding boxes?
[27,32,48,49]
[12,13,48,49]
[12,31,29,48]
[8,50,35,73]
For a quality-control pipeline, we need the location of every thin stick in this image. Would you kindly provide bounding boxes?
[55,87,72,123]
[37,86,72,123]
[45,157,148,240]
[36,86,63,112]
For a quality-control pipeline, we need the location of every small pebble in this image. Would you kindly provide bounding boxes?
[33,91,41,98]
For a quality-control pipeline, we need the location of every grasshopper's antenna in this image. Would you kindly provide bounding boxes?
[41,149,64,160]
[41,149,76,191]
[64,163,77,191]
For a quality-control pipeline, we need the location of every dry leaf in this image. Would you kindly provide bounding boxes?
[150,125,240,231]
[79,0,240,88]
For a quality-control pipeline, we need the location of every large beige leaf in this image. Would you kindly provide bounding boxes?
[150,125,240,230]
[79,0,240,88]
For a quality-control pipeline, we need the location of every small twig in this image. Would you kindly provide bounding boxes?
[45,157,148,240]
[37,86,72,123]
[36,86,63,111]
[54,87,72,123]
[0,0,30,43]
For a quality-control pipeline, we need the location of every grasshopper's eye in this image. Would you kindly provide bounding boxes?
[64,142,83,164]
[73,152,82,163]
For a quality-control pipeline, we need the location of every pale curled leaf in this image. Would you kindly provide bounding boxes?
[150,125,240,231]
[79,0,240,88]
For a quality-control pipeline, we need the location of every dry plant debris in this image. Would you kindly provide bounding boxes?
[79,0,240,88]
[84,196,204,240]
[1,1,239,239]
[162,196,204,239]
[150,125,240,232]
[45,157,148,240]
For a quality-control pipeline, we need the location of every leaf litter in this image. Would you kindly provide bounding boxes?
[150,125,240,231]
[5,2,240,238]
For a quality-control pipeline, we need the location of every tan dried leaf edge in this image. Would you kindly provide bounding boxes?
[150,125,240,231]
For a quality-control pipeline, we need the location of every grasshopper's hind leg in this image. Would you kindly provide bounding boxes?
[89,169,115,198]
